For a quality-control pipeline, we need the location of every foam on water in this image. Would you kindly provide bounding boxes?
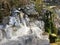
[0,9,49,45]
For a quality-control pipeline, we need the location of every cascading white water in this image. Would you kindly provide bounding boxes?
[0,9,49,45]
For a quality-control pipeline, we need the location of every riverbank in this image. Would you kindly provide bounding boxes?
[51,42,60,45]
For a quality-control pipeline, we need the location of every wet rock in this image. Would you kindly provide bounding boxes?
[0,30,3,41]
[23,3,38,16]
[0,25,3,30]
[2,16,10,26]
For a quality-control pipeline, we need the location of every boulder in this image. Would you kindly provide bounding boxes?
[23,3,39,16]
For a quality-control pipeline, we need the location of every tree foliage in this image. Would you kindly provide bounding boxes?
[43,9,57,35]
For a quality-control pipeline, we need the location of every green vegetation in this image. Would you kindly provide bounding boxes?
[43,9,57,34]
[43,9,58,43]
[35,0,43,14]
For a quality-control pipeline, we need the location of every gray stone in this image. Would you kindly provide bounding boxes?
[24,3,38,15]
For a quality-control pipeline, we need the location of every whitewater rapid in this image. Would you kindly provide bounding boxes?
[0,9,49,45]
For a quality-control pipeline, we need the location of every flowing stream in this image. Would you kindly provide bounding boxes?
[0,9,49,45]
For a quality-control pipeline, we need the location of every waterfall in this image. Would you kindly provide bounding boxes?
[0,8,49,45]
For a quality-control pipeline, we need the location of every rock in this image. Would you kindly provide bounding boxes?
[23,3,38,16]
[0,30,3,41]
[2,16,9,26]
[0,25,3,30]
